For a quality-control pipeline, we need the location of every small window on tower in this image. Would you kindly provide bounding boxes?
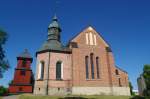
[20,70,26,76]
[22,60,26,67]
[19,87,23,91]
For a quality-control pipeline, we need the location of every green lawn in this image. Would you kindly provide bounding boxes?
[19,94,131,99]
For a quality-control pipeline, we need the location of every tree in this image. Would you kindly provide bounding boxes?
[0,86,8,96]
[129,81,134,95]
[143,64,150,96]
[0,28,9,78]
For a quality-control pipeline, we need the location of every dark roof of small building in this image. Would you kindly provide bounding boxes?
[18,49,32,58]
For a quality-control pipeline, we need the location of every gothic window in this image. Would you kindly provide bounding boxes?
[90,53,94,79]
[96,57,100,79]
[20,70,25,76]
[38,61,45,80]
[56,61,62,80]
[85,56,89,79]
[116,69,119,75]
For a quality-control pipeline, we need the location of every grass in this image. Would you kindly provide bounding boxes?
[19,94,131,99]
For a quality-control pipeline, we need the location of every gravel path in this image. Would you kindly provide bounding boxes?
[2,95,19,99]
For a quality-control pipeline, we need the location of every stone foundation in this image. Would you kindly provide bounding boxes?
[112,87,130,96]
[34,86,47,95]
[34,86,130,96]
[72,87,130,96]
[34,87,71,95]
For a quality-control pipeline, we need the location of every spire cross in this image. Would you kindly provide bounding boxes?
[54,0,60,14]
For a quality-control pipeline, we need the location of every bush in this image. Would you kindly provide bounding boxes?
[0,86,8,96]
[130,96,150,99]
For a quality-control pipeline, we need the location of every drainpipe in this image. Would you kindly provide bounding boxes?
[46,52,50,95]
[106,47,113,95]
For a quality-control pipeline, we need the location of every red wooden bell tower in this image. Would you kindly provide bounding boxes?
[9,49,34,94]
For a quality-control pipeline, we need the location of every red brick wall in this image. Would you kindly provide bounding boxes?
[13,70,32,84]
[9,58,33,93]
[17,60,31,69]
[9,85,33,93]
[69,27,129,87]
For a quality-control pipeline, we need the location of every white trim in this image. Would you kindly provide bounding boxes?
[89,32,93,45]
[37,62,42,79]
[86,33,89,45]
[61,62,63,79]
[94,34,97,45]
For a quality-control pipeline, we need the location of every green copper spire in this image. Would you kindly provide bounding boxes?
[48,15,61,30]
[48,15,61,41]
[38,15,64,52]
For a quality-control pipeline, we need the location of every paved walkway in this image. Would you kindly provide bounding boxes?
[2,95,19,99]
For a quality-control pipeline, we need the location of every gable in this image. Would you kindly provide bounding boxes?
[70,26,109,47]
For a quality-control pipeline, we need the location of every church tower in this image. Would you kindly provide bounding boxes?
[34,15,72,95]
[9,49,34,94]
[38,15,64,52]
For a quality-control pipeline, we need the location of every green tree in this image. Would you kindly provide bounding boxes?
[0,28,9,78]
[0,86,8,96]
[129,81,134,95]
[143,64,150,96]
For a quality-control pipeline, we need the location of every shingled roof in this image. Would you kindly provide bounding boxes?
[18,49,32,58]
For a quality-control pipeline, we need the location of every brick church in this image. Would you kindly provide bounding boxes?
[34,15,130,95]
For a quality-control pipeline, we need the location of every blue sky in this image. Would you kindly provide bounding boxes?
[0,0,150,90]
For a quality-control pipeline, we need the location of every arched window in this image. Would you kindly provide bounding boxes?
[56,61,62,80]
[96,57,100,79]
[85,56,89,79]
[115,69,119,75]
[38,61,44,80]
[41,61,44,79]
[90,53,94,79]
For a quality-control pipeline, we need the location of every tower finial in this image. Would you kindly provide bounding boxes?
[52,14,57,21]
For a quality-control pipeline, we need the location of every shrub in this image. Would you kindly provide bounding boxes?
[0,86,8,96]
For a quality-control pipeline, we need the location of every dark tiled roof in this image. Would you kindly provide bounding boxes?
[18,49,32,58]
[38,40,71,53]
